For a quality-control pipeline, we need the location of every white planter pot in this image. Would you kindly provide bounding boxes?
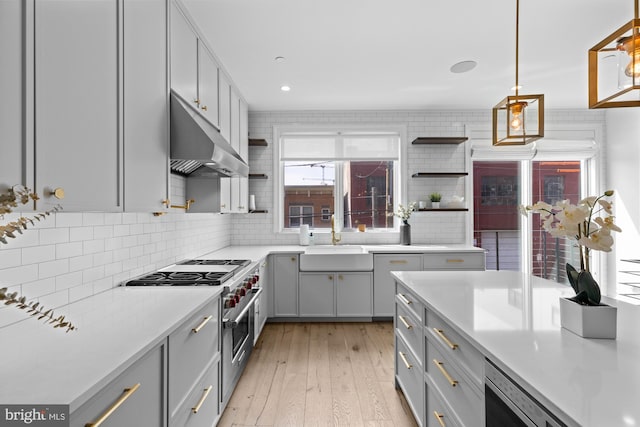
[431,201,440,209]
[559,297,617,339]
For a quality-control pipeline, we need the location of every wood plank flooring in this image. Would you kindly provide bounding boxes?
[218,322,419,427]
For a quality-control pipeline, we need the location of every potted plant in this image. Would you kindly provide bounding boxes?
[390,202,416,245]
[523,190,621,338]
[429,192,442,209]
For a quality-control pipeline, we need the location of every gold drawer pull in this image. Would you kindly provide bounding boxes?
[433,359,458,387]
[192,385,213,414]
[398,315,413,330]
[433,411,446,427]
[390,260,408,264]
[85,383,140,427]
[398,351,412,370]
[192,315,213,333]
[445,259,464,263]
[398,293,412,305]
[433,328,458,350]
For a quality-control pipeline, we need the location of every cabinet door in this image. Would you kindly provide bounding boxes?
[35,0,120,211]
[273,254,299,317]
[373,254,422,316]
[230,176,248,213]
[336,272,373,317]
[299,273,335,317]
[123,0,169,212]
[218,72,231,144]
[170,2,198,105]
[229,87,240,153]
[0,0,26,191]
[239,98,249,162]
[197,42,219,128]
[219,177,232,213]
[70,342,165,427]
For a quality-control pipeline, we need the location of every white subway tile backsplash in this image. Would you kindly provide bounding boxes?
[39,259,69,279]
[70,227,94,242]
[22,245,56,264]
[55,271,83,291]
[0,249,21,269]
[39,228,70,245]
[1,265,39,285]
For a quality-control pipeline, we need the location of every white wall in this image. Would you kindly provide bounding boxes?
[605,109,640,295]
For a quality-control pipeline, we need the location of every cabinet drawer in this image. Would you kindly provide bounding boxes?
[169,300,219,414]
[70,342,164,427]
[396,282,424,324]
[426,311,484,390]
[426,342,482,427]
[396,336,424,425]
[423,253,485,270]
[426,377,462,427]
[171,359,219,427]
[396,300,422,361]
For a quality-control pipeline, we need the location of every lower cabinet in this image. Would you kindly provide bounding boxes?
[299,272,373,318]
[374,254,422,317]
[170,358,220,427]
[70,342,165,427]
[272,254,299,317]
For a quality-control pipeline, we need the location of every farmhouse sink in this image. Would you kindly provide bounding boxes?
[300,245,373,271]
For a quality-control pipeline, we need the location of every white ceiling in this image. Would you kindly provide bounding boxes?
[181,0,633,111]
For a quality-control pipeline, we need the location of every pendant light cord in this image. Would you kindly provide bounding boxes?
[515,0,520,98]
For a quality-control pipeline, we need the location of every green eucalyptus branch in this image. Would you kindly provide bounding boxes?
[0,186,62,244]
[0,287,77,332]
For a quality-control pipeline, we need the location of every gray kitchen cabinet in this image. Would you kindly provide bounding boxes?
[0,0,26,192]
[423,252,485,271]
[239,99,249,162]
[336,272,373,317]
[373,254,422,317]
[170,358,219,427]
[34,0,121,211]
[255,257,269,342]
[299,271,373,317]
[123,0,169,212]
[299,273,335,317]
[272,254,299,317]
[218,72,232,144]
[197,42,220,128]
[221,89,249,213]
[230,87,241,154]
[170,2,198,109]
[219,177,232,213]
[69,341,165,427]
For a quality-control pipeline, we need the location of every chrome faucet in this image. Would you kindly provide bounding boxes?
[331,214,342,245]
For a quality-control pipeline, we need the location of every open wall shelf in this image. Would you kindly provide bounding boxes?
[249,138,268,146]
[417,208,468,212]
[412,172,468,178]
[249,173,268,179]
[411,137,468,145]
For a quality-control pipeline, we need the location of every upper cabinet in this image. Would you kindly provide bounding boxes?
[218,72,232,144]
[34,0,121,211]
[197,44,220,128]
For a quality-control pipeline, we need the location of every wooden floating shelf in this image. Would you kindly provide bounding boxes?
[411,137,468,145]
[248,173,268,179]
[249,138,268,146]
[417,208,469,212]
[412,172,468,178]
[249,209,268,213]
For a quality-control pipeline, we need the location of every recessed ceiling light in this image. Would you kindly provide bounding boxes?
[280,85,291,92]
[275,56,286,63]
[450,60,477,74]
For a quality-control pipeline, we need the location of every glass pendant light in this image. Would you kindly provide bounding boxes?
[492,0,544,146]
[589,0,640,108]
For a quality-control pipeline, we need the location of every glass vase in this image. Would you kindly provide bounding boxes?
[400,222,411,245]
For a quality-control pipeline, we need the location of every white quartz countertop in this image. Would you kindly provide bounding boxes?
[0,286,222,411]
[392,270,640,427]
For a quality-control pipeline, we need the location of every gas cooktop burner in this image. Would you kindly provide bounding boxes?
[125,270,233,286]
[178,259,251,267]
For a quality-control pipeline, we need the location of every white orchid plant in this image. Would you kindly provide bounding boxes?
[522,190,621,305]
[389,202,417,223]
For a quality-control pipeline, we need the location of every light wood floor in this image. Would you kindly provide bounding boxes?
[217,322,419,427]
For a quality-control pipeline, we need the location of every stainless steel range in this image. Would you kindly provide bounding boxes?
[123,258,261,408]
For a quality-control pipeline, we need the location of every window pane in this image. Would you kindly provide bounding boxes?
[531,161,582,283]
[473,161,521,271]
[343,161,394,229]
[283,161,335,229]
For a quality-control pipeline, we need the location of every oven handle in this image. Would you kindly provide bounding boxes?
[223,287,263,329]
[485,377,537,427]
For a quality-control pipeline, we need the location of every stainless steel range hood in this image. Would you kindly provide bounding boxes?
[170,90,249,177]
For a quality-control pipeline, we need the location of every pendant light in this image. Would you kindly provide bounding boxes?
[492,0,544,146]
[588,0,640,108]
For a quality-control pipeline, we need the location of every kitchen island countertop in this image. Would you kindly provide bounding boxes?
[392,270,640,427]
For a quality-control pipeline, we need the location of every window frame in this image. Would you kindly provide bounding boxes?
[273,124,407,234]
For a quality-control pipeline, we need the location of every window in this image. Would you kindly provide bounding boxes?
[278,129,401,231]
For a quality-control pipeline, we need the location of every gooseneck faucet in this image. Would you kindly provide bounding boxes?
[331,214,342,245]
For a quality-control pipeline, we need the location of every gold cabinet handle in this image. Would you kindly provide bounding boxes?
[398,315,413,330]
[221,203,226,208]
[192,315,213,334]
[191,385,213,414]
[398,293,412,305]
[201,105,208,111]
[291,257,296,262]
[433,411,446,427]
[390,260,408,264]
[398,351,412,370]
[51,187,65,199]
[338,274,343,280]
[433,328,458,350]
[446,259,464,263]
[194,98,200,104]
[85,383,140,427]
[328,275,333,281]
[433,359,458,387]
